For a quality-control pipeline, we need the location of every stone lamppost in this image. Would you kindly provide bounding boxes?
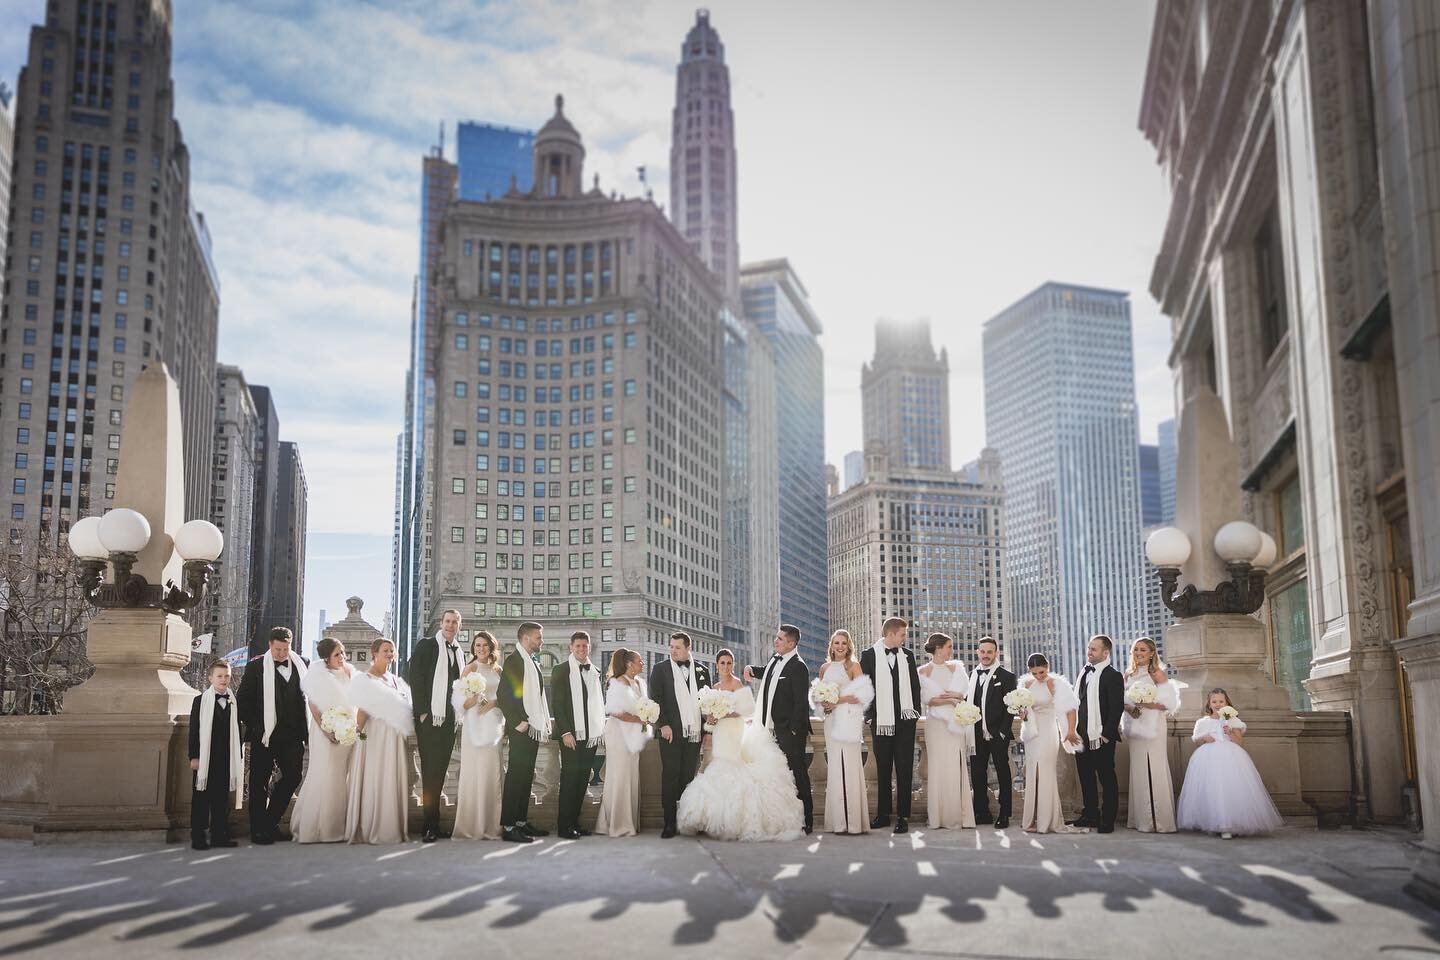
[0,363,222,839]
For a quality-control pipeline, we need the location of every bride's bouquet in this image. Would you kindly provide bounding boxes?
[634,697,661,726]
[320,705,363,746]
[1125,681,1158,705]
[461,672,489,701]
[810,680,840,709]
[1003,688,1035,716]
[953,701,982,726]
[697,688,731,724]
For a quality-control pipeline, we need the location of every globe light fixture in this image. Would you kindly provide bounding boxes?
[1150,518,1270,619]
[70,510,223,613]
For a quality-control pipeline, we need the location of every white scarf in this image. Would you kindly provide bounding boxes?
[262,649,308,747]
[431,632,464,726]
[196,685,242,802]
[968,664,997,740]
[1079,662,1104,747]
[515,645,552,742]
[670,657,701,741]
[567,655,606,747]
[872,641,918,736]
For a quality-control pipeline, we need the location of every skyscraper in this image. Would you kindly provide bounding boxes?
[1,0,219,551]
[426,96,726,671]
[741,259,827,663]
[670,10,739,300]
[1139,443,1162,526]
[456,122,535,201]
[842,450,864,492]
[208,365,259,659]
[1157,417,1177,524]
[266,441,307,653]
[983,282,1148,677]
[862,319,951,472]
[247,385,280,655]
[0,85,14,317]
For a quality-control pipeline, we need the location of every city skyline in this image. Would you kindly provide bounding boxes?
[0,0,1175,635]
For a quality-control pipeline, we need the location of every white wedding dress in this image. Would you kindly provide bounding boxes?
[676,685,804,842]
[1177,716,1283,836]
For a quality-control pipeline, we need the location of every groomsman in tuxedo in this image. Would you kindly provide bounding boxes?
[237,627,308,844]
[1070,633,1125,833]
[188,662,240,850]
[860,617,923,833]
[743,624,815,834]
[549,630,604,839]
[649,631,711,838]
[968,636,1018,828]
[407,608,466,843]
[498,621,552,843]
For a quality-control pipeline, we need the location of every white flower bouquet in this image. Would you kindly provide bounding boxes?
[1218,705,1239,721]
[634,697,661,726]
[1125,681,1158,705]
[697,688,731,724]
[320,705,363,746]
[810,680,840,708]
[953,701,982,726]
[461,672,489,701]
[1003,688,1035,716]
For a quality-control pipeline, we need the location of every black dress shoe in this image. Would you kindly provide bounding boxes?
[502,826,534,844]
[994,818,1009,829]
[870,816,889,830]
[894,818,909,834]
[422,830,438,843]
[660,825,677,839]
[520,823,549,838]
[577,828,592,837]
[437,829,453,839]
[1066,818,1094,828]
[1097,824,1115,834]
[802,825,813,836]
[214,839,239,848]
[251,834,274,846]
[191,840,210,851]
[558,827,582,840]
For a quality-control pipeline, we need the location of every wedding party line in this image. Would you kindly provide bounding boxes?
[188,615,1283,850]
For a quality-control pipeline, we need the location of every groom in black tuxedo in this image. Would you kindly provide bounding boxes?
[236,626,307,844]
[406,608,465,843]
[649,631,711,838]
[968,636,1018,828]
[1071,633,1126,833]
[744,624,814,834]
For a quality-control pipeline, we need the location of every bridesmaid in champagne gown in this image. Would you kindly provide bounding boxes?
[292,637,354,842]
[820,630,872,835]
[346,638,414,844]
[451,630,504,840]
[595,648,647,837]
[1018,653,1084,834]
[918,633,976,830]
[1121,636,1179,833]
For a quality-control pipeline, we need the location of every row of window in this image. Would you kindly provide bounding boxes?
[450,476,636,496]
[456,429,637,451]
[468,551,616,570]
[452,526,639,546]
[452,310,638,331]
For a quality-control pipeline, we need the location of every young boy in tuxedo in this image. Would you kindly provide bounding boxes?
[189,662,241,850]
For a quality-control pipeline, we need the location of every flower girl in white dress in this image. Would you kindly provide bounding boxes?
[676,648,804,842]
[1177,689,1283,838]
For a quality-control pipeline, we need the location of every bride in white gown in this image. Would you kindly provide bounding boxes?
[677,648,804,842]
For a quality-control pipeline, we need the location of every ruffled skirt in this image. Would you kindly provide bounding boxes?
[677,720,803,842]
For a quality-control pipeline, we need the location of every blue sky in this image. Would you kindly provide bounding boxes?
[1,0,1173,639]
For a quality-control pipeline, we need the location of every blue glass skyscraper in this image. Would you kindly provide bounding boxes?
[456,122,535,200]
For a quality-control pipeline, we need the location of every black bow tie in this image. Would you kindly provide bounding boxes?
[216,695,230,703]
[275,660,289,668]
[886,648,899,657]
[674,660,690,667]
[1084,664,1096,672]
[445,643,458,651]
[580,663,591,672]
[976,668,990,675]
[771,653,783,661]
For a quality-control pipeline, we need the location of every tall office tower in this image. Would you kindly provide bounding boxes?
[983,282,1148,677]
[862,319,952,472]
[1157,417,1177,524]
[427,96,726,672]
[741,259,827,663]
[246,384,279,655]
[395,122,540,667]
[669,10,739,301]
[265,440,307,652]
[207,364,259,658]
[842,450,863,492]
[388,429,403,641]
[1,0,219,552]
[1139,443,1162,526]
[829,447,1006,664]
[456,122,535,200]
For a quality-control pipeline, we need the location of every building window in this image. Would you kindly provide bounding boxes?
[452,478,465,494]
[453,430,467,445]
[451,526,465,543]
[1255,205,1288,362]
[1269,579,1311,710]
[623,525,636,542]
[1277,474,1304,556]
